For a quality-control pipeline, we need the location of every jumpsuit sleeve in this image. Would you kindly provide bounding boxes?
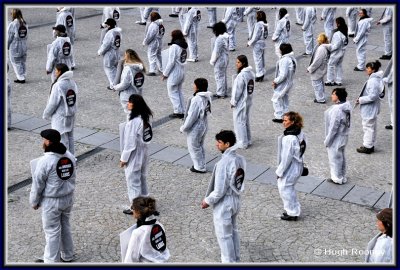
[358,80,380,104]
[321,8,328,20]
[46,42,59,72]
[180,100,200,132]
[353,21,367,43]
[124,229,143,262]
[98,32,112,55]
[324,109,340,147]
[247,24,261,46]
[143,23,156,46]
[43,85,62,120]
[274,58,289,84]
[379,9,392,24]
[222,8,233,24]
[210,38,220,65]
[182,11,193,36]
[7,22,15,50]
[230,75,244,107]
[113,67,132,92]
[302,9,311,30]
[120,120,140,163]
[29,159,48,207]
[162,45,176,77]
[307,47,325,73]
[271,20,283,41]
[204,164,229,205]
[329,34,341,52]
[275,136,296,178]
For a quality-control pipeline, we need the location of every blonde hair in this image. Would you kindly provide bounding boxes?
[317,33,329,44]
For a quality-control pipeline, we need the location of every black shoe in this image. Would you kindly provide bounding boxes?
[324,82,335,86]
[229,49,236,51]
[146,72,157,76]
[207,26,213,28]
[71,67,75,70]
[280,214,298,221]
[314,99,326,104]
[272,118,283,123]
[379,55,392,60]
[123,209,133,215]
[385,125,393,130]
[14,79,25,84]
[138,22,146,25]
[190,166,207,174]
[334,82,342,86]
[169,113,184,119]
[354,67,364,71]
[348,34,355,37]
[255,75,264,82]
[34,257,44,263]
[295,22,303,25]
[106,86,114,90]
[169,14,179,17]
[356,146,374,154]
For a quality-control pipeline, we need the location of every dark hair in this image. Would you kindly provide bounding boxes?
[256,10,267,23]
[377,208,392,238]
[128,94,153,123]
[283,111,304,129]
[366,60,381,72]
[237,55,248,73]
[279,8,288,20]
[212,21,227,37]
[150,11,161,22]
[105,18,116,29]
[215,130,236,147]
[11,8,26,25]
[332,88,347,102]
[125,49,146,73]
[171,29,184,42]
[359,9,369,19]
[194,78,208,93]
[279,43,293,55]
[131,196,159,219]
[50,63,70,93]
[335,17,348,38]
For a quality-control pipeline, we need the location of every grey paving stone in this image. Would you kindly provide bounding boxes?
[173,153,219,169]
[11,113,34,124]
[365,44,378,50]
[341,185,385,207]
[148,143,168,156]
[100,138,120,151]
[12,117,49,131]
[74,127,98,141]
[245,163,269,181]
[77,131,119,147]
[31,123,52,134]
[150,146,188,163]
[253,168,277,186]
[295,176,324,194]
[373,46,385,52]
[373,192,392,209]
[311,180,355,200]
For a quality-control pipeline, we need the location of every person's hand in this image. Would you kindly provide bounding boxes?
[376,21,381,25]
[272,82,277,88]
[120,161,127,168]
[33,205,39,210]
[161,75,167,81]
[46,70,51,75]
[355,98,359,105]
[201,199,209,209]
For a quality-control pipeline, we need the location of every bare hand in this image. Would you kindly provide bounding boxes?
[120,161,127,168]
[161,75,167,81]
[46,71,51,75]
[33,205,39,210]
[272,82,277,88]
[201,199,209,209]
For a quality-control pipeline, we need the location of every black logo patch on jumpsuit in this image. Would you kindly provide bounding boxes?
[114,35,121,48]
[247,79,254,94]
[195,10,201,22]
[150,224,166,252]
[143,122,153,142]
[180,49,187,63]
[62,42,71,56]
[134,72,145,87]
[113,9,120,20]
[286,21,291,32]
[18,25,27,38]
[159,25,165,36]
[345,112,351,128]
[263,26,268,39]
[56,157,74,180]
[66,89,76,107]
[234,168,245,191]
[66,15,73,27]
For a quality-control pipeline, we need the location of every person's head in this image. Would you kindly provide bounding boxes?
[150,11,161,22]
[215,130,236,153]
[54,63,69,78]
[40,129,66,154]
[11,8,24,21]
[331,88,347,103]
[171,29,184,41]
[279,8,288,20]
[124,49,145,72]
[236,55,248,73]
[283,111,303,129]
[104,18,116,29]
[53,24,66,36]
[358,9,369,19]
[193,78,208,94]
[376,208,392,237]
[279,43,293,56]
[365,60,381,75]
[131,197,158,220]
[256,10,267,23]
[335,16,348,34]
[212,21,227,37]
[317,33,329,45]
[128,94,153,123]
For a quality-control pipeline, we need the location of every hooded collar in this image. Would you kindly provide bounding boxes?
[58,71,73,81]
[283,125,301,136]
[169,38,188,49]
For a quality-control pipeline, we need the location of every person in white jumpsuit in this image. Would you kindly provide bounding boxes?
[353,9,373,71]
[120,94,153,215]
[97,18,121,90]
[346,7,358,37]
[272,43,297,123]
[122,197,170,262]
[325,17,348,87]
[177,7,189,30]
[183,7,201,62]
[365,208,393,263]
[324,88,352,185]
[136,7,159,25]
[55,7,76,69]
[100,7,120,44]
[230,55,255,149]
[244,7,259,40]
[377,7,392,60]
[301,7,316,56]
[247,10,268,82]
[201,130,246,263]
[46,25,74,82]
[30,129,76,263]
[382,59,393,130]
[162,29,187,118]
[7,64,12,130]
[43,63,78,155]
[180,78,211,173]
[142,12,164,75]
[320,8,336,40]
[272,8,291,58]
[206,7,217,28]
[210,22,229,98]
[114,49,146,119]
[307,33,330,104]
[276,112,306,221]
[295,7,305,25]
[221,7,240,51]
[355,60,384,154]
[7,8,28,83]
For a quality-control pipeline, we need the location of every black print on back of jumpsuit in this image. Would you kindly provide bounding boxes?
[114,35,121,48]
[299,139,306,157]
[205,100,211,115]
[143,122,153,142]
[66,15,73,27]
[263,25,268,39]
[134,72,145,87]
[62,42,71,56]
[234,168,245,191]
[159,24,165,36]
[150,224,166,252]
[56,157,74,180]
[113,9,120,20]
[66,89,76,107]
[195,10,201,22]
[285,21,290,32]
[180,49,187,63]
[345,112,351,128]
[247,79,254,94]
[18,25,27,38]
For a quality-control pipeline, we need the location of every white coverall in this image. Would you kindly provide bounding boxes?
[302,7,316,55]
[120,117,151,203]
[346,7,358,36]
[7,74,12,127]
[113,63,145,116]
[139,7,159,23]
[358,71,384,148]
[222,7,240,51]
[204,147,246,263]
[307,44,330,102]
[206,7,217,27]
[272,52,297,120]
[382,60,393,126]
[55,8,75,44]
[243,7,259,40]
[295,8,305,24]
[320,8,336,40]
[210,33,229,97]
[97,27,122,88]
[353,17,373,70]
[230,66,255,149]
[182,8,201,61]
[43,71,78,155]
[276,130,305,217]
[100,7,120,44]
[247,21,268,78]
[365,233,393,263]
[272,13,291,58]
[163,40,188,114]
[180,91,212,172]
[326,30,348,84]
[30,149,76,263]
[7,18,28,81]
[122,218,170,262]
[143,19,164,73]
[324,101,352,184]
[378,7,393,56]
[46,35,74,82]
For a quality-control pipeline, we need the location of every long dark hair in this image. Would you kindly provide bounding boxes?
[279,8,288,20]
[256,10,267,23]
[366,60,381,73]
[237,55,248,74]
[125,49,146,73]
[11,9,26,25]
[212,21,227,37]
[170,29,184,42]
[335,17,348,43]
[128,94,153,123]
[50,63,70,94]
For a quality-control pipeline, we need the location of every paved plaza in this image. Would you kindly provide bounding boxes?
[6,5,395,265]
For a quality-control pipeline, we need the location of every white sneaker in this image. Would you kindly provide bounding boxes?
[186,58,198,62]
